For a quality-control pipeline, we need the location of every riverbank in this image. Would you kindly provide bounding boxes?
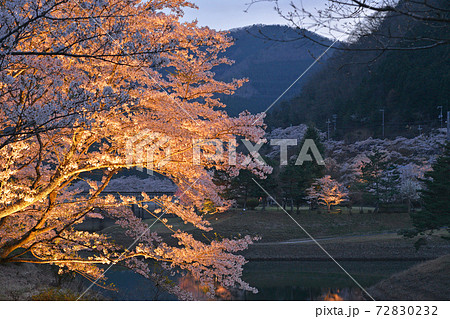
[368,255,450,300]
[243,233,450,261]
[0,263,103,301]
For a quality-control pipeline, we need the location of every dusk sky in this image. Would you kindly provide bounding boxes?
[182,0,327,31]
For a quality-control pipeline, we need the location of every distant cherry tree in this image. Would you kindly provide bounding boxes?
[398,163,431,213]
[306,175,348,212]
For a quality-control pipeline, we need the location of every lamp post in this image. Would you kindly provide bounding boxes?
[447,111,449,141]
[332,114,337,133]
[326,118,331,140]
[437,106,443,128]
[379,109,385,139]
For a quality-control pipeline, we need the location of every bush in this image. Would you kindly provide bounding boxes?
[246,198,260,210]
[232,198,244,209]
[202,199,216,214]
[32,288,101,301]
[378,203,408,214]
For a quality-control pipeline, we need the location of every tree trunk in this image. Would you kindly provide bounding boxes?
[243,189,248,210]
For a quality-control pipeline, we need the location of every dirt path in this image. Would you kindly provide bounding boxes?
[243,233,450,261]
[256,231,398,245]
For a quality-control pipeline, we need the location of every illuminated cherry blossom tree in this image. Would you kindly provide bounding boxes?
[306,175,348,212]
[0,0,270,299]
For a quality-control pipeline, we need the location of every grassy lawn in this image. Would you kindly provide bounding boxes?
[196,208,412,243]
[102,206,413,245]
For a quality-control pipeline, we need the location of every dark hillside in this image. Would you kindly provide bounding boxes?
[214,25,333,116]
[266,0,450,140]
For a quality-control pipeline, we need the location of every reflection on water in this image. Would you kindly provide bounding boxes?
[238,286,364,301]
[322,290,344,301]
[316,288,363,301]
[236,260,417,301]
[178,276,236,300]
[177,277,365,301]
[177,279,365,301]
[95,260,417,300]
[176,260,417,301]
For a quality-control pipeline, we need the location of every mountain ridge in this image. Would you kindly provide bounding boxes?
[214,24,334,116]
[265,0,450,140]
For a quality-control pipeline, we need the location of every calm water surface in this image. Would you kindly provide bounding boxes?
[95,260,418,301]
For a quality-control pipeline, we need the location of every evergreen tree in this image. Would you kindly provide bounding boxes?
[279,161,304,212]
[359,148,399,210]
[219,156,277,210]
[279,126,325,212]
[408,143,450,240]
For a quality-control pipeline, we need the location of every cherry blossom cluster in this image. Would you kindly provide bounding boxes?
[0,0,269,299]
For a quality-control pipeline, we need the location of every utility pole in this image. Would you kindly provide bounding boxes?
[326,118,331,140]
[332,114,337,133]
[447,111,449,141]
[379,109,385,139]
[437,106,443,128]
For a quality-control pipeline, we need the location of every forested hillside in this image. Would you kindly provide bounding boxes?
[266,1,450,140]
[214,25,333,116]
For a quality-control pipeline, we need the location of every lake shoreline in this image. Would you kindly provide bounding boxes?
[242,235,450,262]
[368,255,450,301]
